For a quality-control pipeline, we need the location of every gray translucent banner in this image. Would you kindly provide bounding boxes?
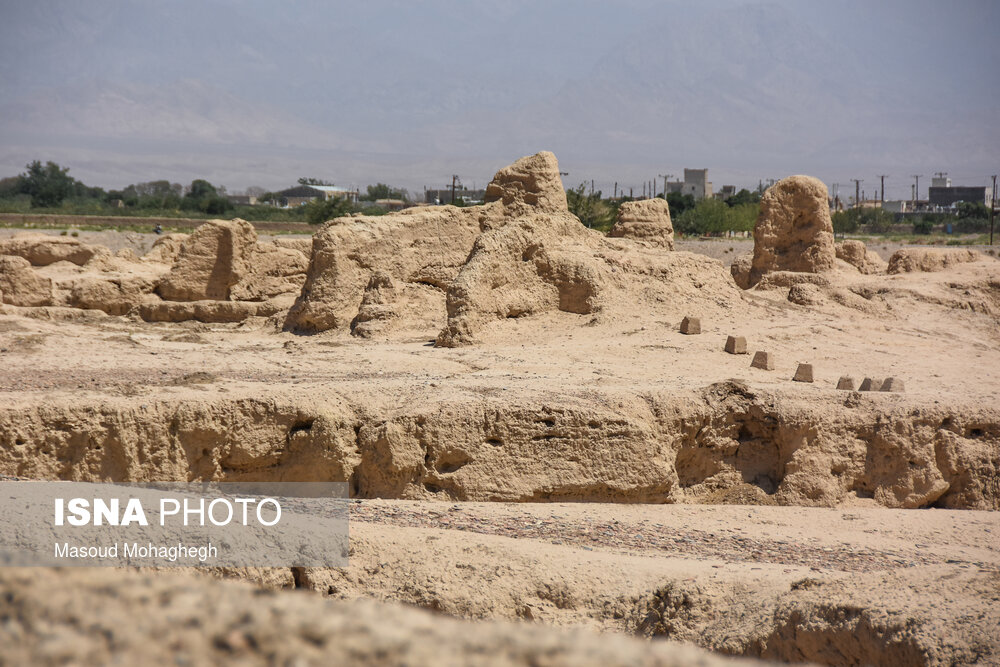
[0,482,348,567]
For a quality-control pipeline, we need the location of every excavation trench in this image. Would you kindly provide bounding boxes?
[1,380,996,510]
[1,380,997,666]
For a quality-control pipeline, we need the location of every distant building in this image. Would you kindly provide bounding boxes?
[883,200,912,214]
[928,185,991,208]
[883,200,934,214]
[424,188,486,205]
[275,185,359,207]
[226,195,257,206]
[713,185,736,200]
[664,168,713,200]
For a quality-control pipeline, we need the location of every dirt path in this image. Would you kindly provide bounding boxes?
[349,500,997,574]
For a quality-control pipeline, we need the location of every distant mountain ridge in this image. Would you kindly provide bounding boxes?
[0,0,995,194]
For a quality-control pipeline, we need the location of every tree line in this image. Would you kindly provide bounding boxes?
[0,161,422,224]
[566,182,761,235]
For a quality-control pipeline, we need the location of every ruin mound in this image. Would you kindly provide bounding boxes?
[68,276,158,316]
[748,175,835,287]
[142,233,190,264]
[156,219,257,301]
[836,240,886,274]
[0,233,109,266]
[285,206,481,334]
[436,216,741,347]
[607,198,675,249]
[482,150,568,215]
[887,248,981,274]
[229,242,308,302]
[0,255,53,307]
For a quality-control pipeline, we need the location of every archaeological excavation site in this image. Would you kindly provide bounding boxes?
[1,152,998,666]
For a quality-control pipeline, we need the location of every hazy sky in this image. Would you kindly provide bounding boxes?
[1,0,997,200]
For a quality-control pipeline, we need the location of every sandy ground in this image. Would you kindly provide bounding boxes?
[676,236,997,263]
[0,227,307,256]
[2,222,1000,665]
[2,258,998,405]
[3,226,995,266]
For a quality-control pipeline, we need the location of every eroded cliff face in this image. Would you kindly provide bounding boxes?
[2,381,995,510]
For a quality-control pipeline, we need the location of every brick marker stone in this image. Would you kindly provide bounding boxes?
[880,377,905,392]
[680,316,701,334]
[725,335,748,354]
[793,363,814,382]
[836,376,856,390]
[858,377,883,391]
[750,351,774,370]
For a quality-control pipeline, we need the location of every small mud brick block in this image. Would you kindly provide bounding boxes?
[725,335,748,354]
[858,377,883,392]
[750,351,774,370]
[836,376,856,391]
[680,316,701,334]
[880,377,905,392]
[793,363,814,382]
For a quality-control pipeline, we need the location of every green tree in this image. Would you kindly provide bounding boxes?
[674,198,756,235]
[831,210,859,236]
[831,208,895,235]
[724,188,761,207]
[182,179,232,215]
[956,201,989,220]
[664,191,696,216]
[566,183,614,230]
[304,196,354,224]
[298,177,333,186]
[362,183,407,202]
[19,160,78,207]
[0,176,22,199]
[120,180,182,209]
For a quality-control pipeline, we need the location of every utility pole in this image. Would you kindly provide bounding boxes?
[613,182,618,199]
[991,174,997,245]
[451,175,460,204]
[851,179,863,210]
[659,174,673,200]
[832,183,841,211]
[911,174,922,206]
[877,175,888,204]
